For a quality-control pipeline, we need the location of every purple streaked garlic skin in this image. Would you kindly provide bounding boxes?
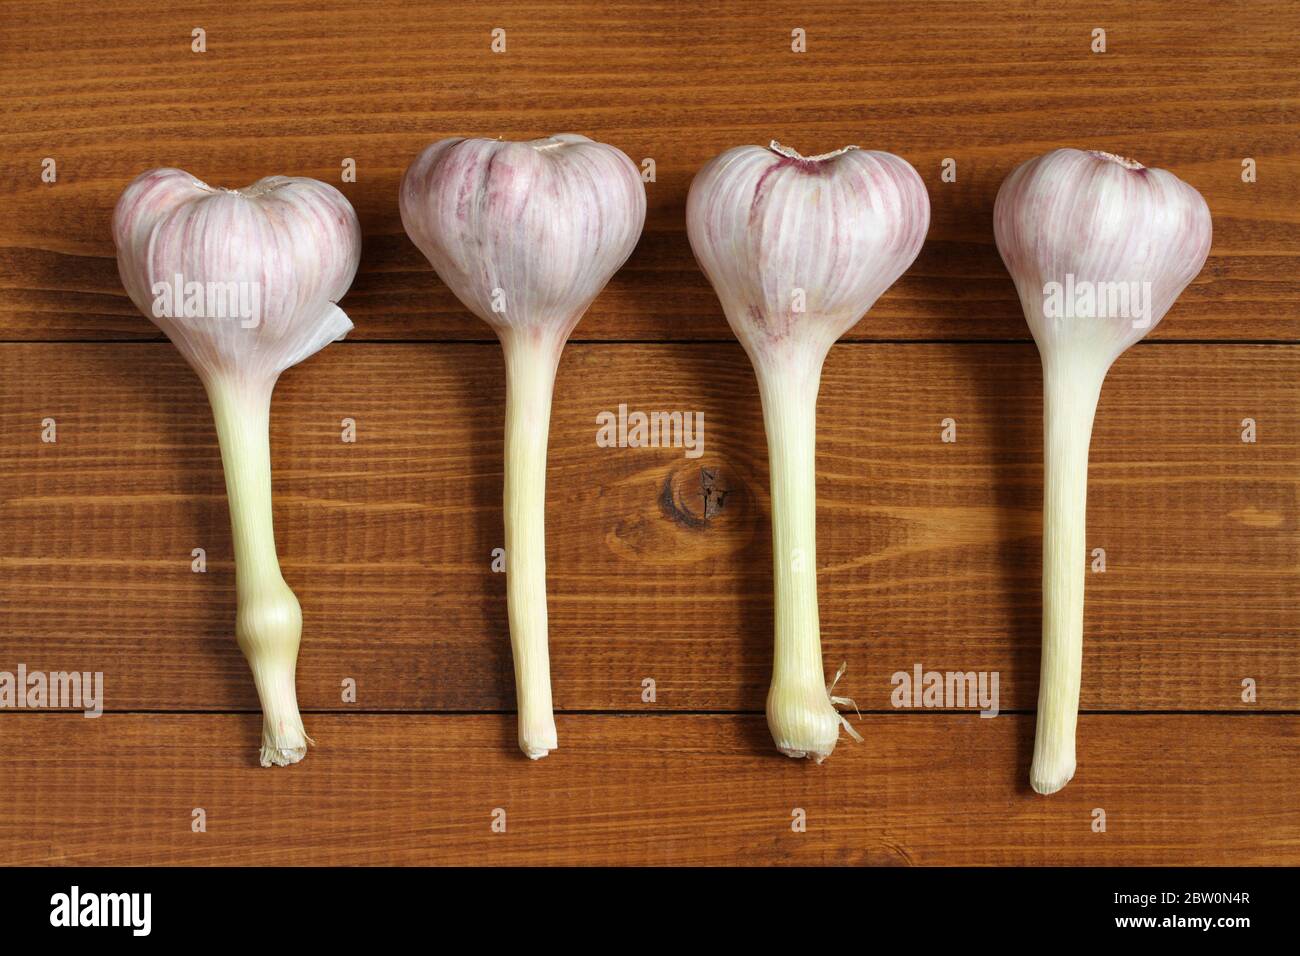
[995,148,1212,366]
[400,134,646,352]
[993,148,1211,795]
[400,134,646,760]
[688,142,930,374]
[114,168,361,390]
[113,167,361,768]
[687,142,930,762]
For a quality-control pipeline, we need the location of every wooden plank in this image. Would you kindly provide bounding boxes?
[2,342,1294,711]
[0,0,1295,871]
[0,1,1295,342]
[0,714,1294,865]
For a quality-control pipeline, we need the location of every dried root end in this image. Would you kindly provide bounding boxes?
[1030,759,1076,795]
[519,722,557,761]
[258,724,313,768]
[769,663,863,764]
[776,743,833,764]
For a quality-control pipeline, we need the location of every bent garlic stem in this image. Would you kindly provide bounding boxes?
[502,330,560,758]
[1032,357,1105,794]
[758,356,861,762]
[207,376,310,768]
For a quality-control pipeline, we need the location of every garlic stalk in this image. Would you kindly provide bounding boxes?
[994,148,1211,794]
[113,168,361,766]
[687,142,930,762]
[400,134,646,759]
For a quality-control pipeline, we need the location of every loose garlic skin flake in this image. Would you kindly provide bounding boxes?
[114,168,361,766]
[400,134,646,759]
[994,148,1211,794]
[687,142,930,762]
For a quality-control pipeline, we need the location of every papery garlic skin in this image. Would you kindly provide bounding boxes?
[114,168,361,767]
[115,169,359,389]
[994,148,1211,794]
[400,134,646,759]
[688,142,930,761]
[995,149,1212,369]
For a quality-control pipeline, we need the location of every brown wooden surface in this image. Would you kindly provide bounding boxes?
[0,0,1297,343]
[0,0,1297,866]
[1,715,1295,866]
[1,343,1295,713]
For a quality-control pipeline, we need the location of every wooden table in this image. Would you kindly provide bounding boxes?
[0,0,1295,865]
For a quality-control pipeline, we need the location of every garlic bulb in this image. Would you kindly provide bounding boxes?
[114,168,361,766]
[687,142,930,761]
[994,148,1212,793]
[400,134,646,759]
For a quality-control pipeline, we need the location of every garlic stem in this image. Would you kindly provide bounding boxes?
[502,331,560,759]
[207,375,309,768]
[757,357,847,761]
[1032,357,1105,794]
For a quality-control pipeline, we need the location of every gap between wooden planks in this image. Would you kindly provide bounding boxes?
[0,342,1295,713]
[0,714,1295,865]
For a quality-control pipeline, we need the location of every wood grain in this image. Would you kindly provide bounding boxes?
[1,343,1294,712]
[0,714,1294,866]
[0,0,1295,867]
[0,0,1296,342]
